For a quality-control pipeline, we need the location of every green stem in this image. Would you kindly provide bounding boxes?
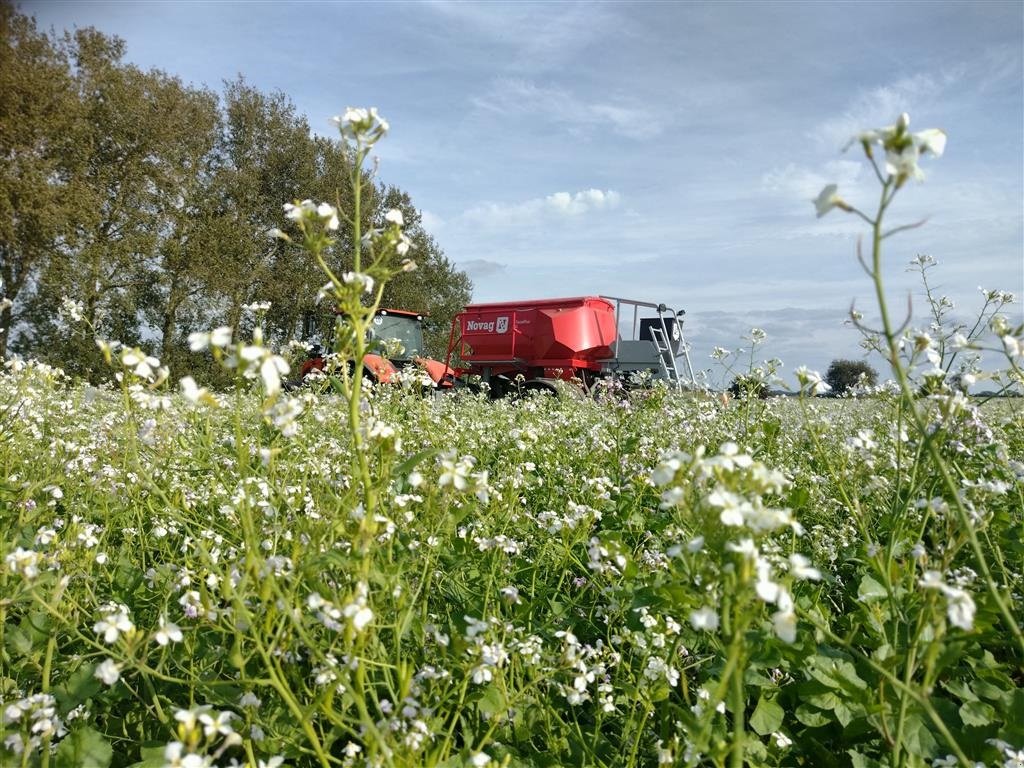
[869,185,1024,659]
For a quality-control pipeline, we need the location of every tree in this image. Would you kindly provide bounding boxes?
[16,26,223,376]
[2,10,473,377]
[211,80,322,341]
[728,374,768,400]
[0,3,78,359]
[826,359,878,395]
[374,187,472,357]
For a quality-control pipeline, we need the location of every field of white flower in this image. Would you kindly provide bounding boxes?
[2,109,1022,768]
[1,367,1022,768]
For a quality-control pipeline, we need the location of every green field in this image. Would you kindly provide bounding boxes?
[2,363,1021,768]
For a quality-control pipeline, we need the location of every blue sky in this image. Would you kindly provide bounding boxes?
[24,0,1024,384]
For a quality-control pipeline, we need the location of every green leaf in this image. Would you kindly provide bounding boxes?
[959,700,995,727]
[848,750,885,768]
[4,625,33,658]
[857,574,887,602]
[119,744,172,768]
[54,727,113,768]
[901,713,939,758]
[794,704,832,727]
[1000,689,1024,743]
[54,663,102,710]
[749,695,784,736]
[476,684,506,719]
[394,448,441,481]
[942,679,978,702]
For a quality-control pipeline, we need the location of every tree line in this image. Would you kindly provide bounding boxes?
[1,3,472,380]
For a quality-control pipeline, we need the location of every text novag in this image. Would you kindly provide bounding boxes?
[465,317,509,333]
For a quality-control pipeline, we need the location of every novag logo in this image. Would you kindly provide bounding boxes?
[465,316,510,334]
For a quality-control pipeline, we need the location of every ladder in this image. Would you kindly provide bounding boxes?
[600,296,698,390]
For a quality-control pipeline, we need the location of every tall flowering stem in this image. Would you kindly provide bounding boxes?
[274,108,415,561]
[815,113,1024,659]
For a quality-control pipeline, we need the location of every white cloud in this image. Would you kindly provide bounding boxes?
[423,1,621,71]
[761,160,864,200]
[420,209,444,233]
[458,259,507,278]
[810,47,1021,152]
[472,78,664,140]
[460,188,621,228]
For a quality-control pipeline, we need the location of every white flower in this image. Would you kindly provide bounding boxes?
[813,184,851,218]
[341,271,375,295]
[914,128,946,157]
[944,587,976,631]
[210,326,232,347]
[788,553,822,581]
[771,589,797,643]
[726,538,759,559]
[689,607,720,632]
[187,332,209,352]
[500,585,522,604]
[154,617,183,646]
[342,582,373,632]
[180,376,206,404]
[198,709,234,738]
[61,296,85,322]
[162,740,210,768]
[283,199,315,221]
[794,366,831,395]
[5,547,42,579]
[316,202,339,231]
[919,571,976,630]
[95,659,121,685]
[755,557,781,603]
[94,604,135,644]
[260,354,290,396]
[350,606,373,631]
[331,107,389,142]
[470,753,492,767]
[173,707,207,735]
[439,455,473,491]
[1003,335,1022,359]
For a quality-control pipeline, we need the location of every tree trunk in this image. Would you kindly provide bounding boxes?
[0,303,11,359]
[160,274,185,360]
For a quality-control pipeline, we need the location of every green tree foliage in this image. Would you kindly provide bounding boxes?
[374,187,472,357]
[0,3,78,359]
[1,6,472,377]
[825,358,878,395]
[728,374,769,400]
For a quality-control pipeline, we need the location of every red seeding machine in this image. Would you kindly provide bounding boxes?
[444,295,696,396]
[297,296,696,397]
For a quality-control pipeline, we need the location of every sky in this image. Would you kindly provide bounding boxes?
[23,0,1024,386]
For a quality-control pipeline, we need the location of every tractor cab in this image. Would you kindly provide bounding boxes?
[296,307,452,388]
[368,308,425,363]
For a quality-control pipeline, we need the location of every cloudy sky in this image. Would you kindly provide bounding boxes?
[25,0,1023,384]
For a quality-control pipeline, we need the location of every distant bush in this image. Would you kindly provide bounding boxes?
[826,359,877,395]
[728,374,769,399]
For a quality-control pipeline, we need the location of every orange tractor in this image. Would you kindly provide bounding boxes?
[297,308,453,388]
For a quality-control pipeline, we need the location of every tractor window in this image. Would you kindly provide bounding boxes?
[369,314,424,359]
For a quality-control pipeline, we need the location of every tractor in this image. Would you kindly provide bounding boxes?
[296,308,453,388]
